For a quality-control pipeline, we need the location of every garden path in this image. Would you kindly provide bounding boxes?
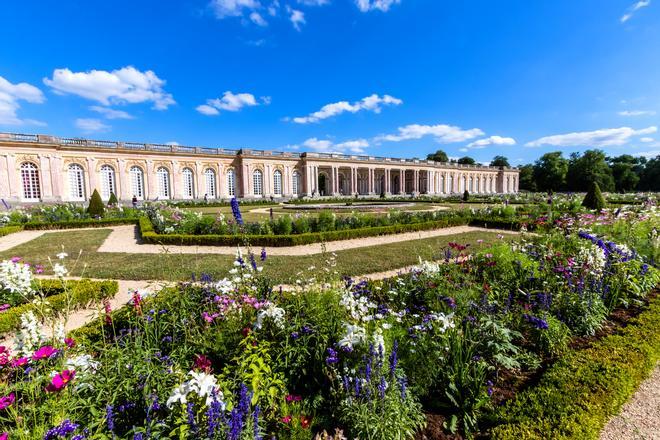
[95,225,519,256]
[600,363,660,440]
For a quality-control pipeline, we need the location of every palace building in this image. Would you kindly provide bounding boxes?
[0,132,519,203]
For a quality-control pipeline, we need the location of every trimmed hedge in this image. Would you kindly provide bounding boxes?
[0,225,23,237]
[0,279,118,335]
[140,216,525,247]
[490,294,660,439]
[21,217,139,230]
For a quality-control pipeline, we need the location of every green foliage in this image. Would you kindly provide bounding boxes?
[533,152,568,192]
[490,156,510,167]
[457,156,476,165]
[87,189,105,217]
[491,296,660,440]
[567,150,615,192]
[427,149,449,162]
[463,190,470,202]
[582,181,606,211]
[108,192,119,206]
[517,164,537,192]
[0,225,23,237]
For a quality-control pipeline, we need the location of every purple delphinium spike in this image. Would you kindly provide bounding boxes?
[230,198,243,225]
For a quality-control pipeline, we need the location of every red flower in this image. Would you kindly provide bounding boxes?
[45,369,76,392]
[285,394,302,403]
[300,415,312,429]
[194,354,212,373]
[241,327,251,337]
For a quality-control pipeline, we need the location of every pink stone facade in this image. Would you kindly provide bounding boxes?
[0,132,519,203]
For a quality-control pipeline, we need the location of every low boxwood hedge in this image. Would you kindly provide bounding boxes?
[21,217,139,230]
[490,294,660,440]
[0,279,118,335]
[0,225,23,237]
[139,216,526,247]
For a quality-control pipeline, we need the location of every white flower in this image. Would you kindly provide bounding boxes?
[56,252,68,260]
[14,311,45,354]
[0,260,34,296]
[337,323,367,349]
[412,258,440,275]
[166,382,192,408]
[166,371,225,409]
[340,290,376,322]
[214,278,234,294]
[52,263,68,278]
[256,303,286,330]
[65,354,99,374]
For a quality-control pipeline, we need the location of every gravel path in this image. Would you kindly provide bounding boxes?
[600,363,660,440]
[95,225,517,256]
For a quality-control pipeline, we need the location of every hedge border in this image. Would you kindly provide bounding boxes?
[0,279,118,335]
[490,293,660,440]
[0,225,23,237]
[139,216,525,247]
[21,217,139,230]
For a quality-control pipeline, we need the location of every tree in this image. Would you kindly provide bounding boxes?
[457,156,476,165]
[608,155,643,192]
[427,150,449,162]
[638,155,660,191]
[567,150,614,192]
[533,151,568,192]
[108,192,118,206]
[518,164,537,191]
[582,181,606,211]
[463,190,470,201]
[87,189,105,217]
[490,155,510,167]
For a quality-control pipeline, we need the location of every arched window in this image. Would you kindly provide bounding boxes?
[130,166,145,199]
[204,168,217,198]
[99,165,116,200]
[20,162,41,200]
[68,164,85,201]
[273,170,282,196]
[182,168,194,199]
[156,167,170,199]
[292,171,300,195]
[253,169,263,196]
[226,169,236,196]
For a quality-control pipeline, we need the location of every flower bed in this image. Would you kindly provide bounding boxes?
[0,206,656,439]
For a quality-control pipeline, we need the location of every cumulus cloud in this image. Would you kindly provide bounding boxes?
[44,66,175,110]
[640,137,655,142]
[89,106,133,120]
[355,0,401,12]
[375,123,484,144]
[301,137,369,154]
[466,135,516,149]
[525,126,657,147]
[0,75,45,125]
[634,149,660,158]
[292,94,402,124]
[618,110,656,116]
[210,0,261,18]
[298,0,329,5]
[75,118,110,133]
[249,11,268,25]
[621,0,651,22]
[196,91,268,115]
[287,6,306,30]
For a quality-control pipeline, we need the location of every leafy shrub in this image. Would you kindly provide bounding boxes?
[582,181,606,211]
[87,189,105,217]
[463,190,470,201]
[108,192,118,206]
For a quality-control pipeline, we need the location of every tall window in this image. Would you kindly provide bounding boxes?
[20,162,41,200]
[469,176,474,192]
[156,167,170,199]
[441,175,446,193]
[253,169,263,196]
[273,170,282,196]
[68,164,85,201]
[182,168,194,199]
[204,168,216,198]
[292,171,300,195]
[99,165,116,200]
[449,175,454,193]
[130,166,145,199]
[226,169,236,196]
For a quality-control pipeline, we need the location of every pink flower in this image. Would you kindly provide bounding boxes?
[10,257,21,263]
[0,393,15,410]
[10,357,28,368]
[0,347,10,366]
[32,346,59,361]
[35,264,44,274]
[0,431,7,440]
[45,370,76,392]
[285,394,302,403]
[64,338,76,349]
[281,415,292,424]
[0,304,10,312]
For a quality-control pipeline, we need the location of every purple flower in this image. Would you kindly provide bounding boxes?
[260,248,267,261]
[187,402,198,436]
[43,419,82,440]
[106,405,115,436]
[388,340,398,378]
[325,348,339,365]
[230,198,243,225]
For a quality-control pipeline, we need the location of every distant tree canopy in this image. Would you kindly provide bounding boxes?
[426,150,449,162]
[457,156,476,165]
[425,148,660,192]
[490,155,510,167]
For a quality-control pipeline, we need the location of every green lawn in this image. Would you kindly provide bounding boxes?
[0,228,508,283]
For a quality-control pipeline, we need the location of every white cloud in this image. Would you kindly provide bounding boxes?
[525,126,657,147]
[292,94,402,124]
[75,118,110,133]
[375,123,484,143]
[634,149,660,158]
[249,11,268,25]
[301,137,369,154]
[196,91,267,115]
[355,0,400,12]
[640,137,655,142]
[466,135,516,149]
[89,106,133,120]
[298,0,329,5]
[210,0,260,18]
[618,110,656,116]
[287,7,305,31]
[44,66,175,110]
[621,0,651,22]
[0,75,45,125]
[166,141,179,146]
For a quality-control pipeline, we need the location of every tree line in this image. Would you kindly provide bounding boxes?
[426,149,660,192]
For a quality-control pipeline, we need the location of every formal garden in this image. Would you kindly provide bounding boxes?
[0,188,658,439]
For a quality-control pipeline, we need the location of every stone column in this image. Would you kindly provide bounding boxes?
[399,169,405,194]
[243,163,252,197]
[118,159,129,201]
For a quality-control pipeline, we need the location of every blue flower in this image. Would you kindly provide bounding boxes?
[230,198,244,225]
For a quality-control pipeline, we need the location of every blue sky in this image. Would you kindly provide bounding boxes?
[0,0,659,165]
